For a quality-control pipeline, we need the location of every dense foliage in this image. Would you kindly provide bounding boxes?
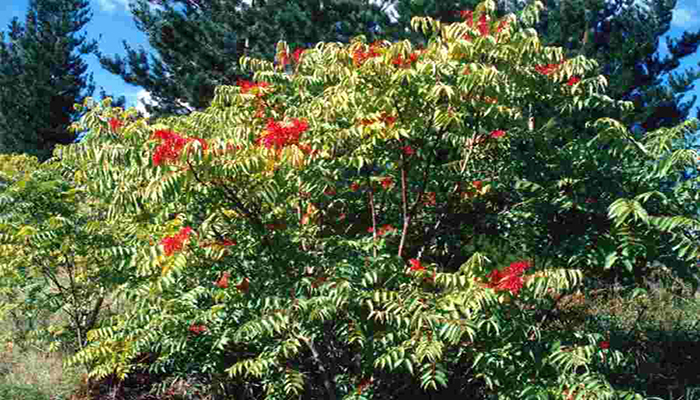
[91,0,700,276]
[391,0,700,136]
[0,153,132,354]
[2,1,700,399]
[96,0,393,121]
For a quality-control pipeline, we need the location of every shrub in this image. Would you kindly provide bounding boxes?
[38,1,700,399]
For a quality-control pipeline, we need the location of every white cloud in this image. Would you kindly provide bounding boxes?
[95,0,117,13]
[133,89,155,118]
[130,89,195,118]
[94,0,161,14]
[177,100,194,112]
[672,7,697,29]
[95,0,128,13]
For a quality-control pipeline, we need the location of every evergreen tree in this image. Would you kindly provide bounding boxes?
[96,0,394,122]
[0,0,123,161]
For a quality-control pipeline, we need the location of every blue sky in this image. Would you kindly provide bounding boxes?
[1,0,699,121]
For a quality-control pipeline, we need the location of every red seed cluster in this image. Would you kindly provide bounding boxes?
[292,48,305,64]
[534,62,582,87]
[490,129,506,139]
[109,118,122,132]
[358,112,397,127]
[189,324,207,335]
[459,10,509,41]
[482,260,532,295]
[353,41,384,67]
[380,177,393,189]
[255,118,309,150]
[391,52,419,69]
[566,76,581,86]
[237,80,270,96]
[409,259,425,272]
[161,226,193,256]
[152,130,208,166]
[368,224,396,237]
[534,62,565,76]
[215,271,231,289]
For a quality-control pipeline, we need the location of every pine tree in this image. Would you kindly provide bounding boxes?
[0,0,122,161]
[96,0,394,122]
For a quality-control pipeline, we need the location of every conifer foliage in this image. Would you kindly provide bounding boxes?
[96,0,394,122]
[0,0,105,161]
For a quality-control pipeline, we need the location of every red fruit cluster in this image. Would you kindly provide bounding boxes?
[292,47,305,64]
[189,324,207,335]
[161,226,193,256]
[535,62,582,88]
[481,260,532,295]
[152,130,208,166]
[358,112,397,127]
[255,118,309,150]
[459,10,509,41]
[353,41,384,67]
[534,62,565,76]
[409,259,425,272]
[368,224,396,237]
[401,145,415,156]
[380,177,393,189]
[490,129,506,139]
[391,52,420,69]
[237,80,270,96]
[109,118,122,132]
[566,76,581,86]
[215,272,231,289]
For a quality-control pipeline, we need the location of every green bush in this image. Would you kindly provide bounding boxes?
[4,1,699,399]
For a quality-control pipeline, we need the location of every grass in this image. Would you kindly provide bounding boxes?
[0,340,81,400]
[0,289,84,400]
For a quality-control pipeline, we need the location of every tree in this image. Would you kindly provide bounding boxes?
[59,3,700,398]
[0,0,124,162]
[389,0,700,137]
[384,0,700,284]
[95,0,394,122]
[0,154,130,354]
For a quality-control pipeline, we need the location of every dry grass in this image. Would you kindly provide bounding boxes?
[0,339,82,400]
